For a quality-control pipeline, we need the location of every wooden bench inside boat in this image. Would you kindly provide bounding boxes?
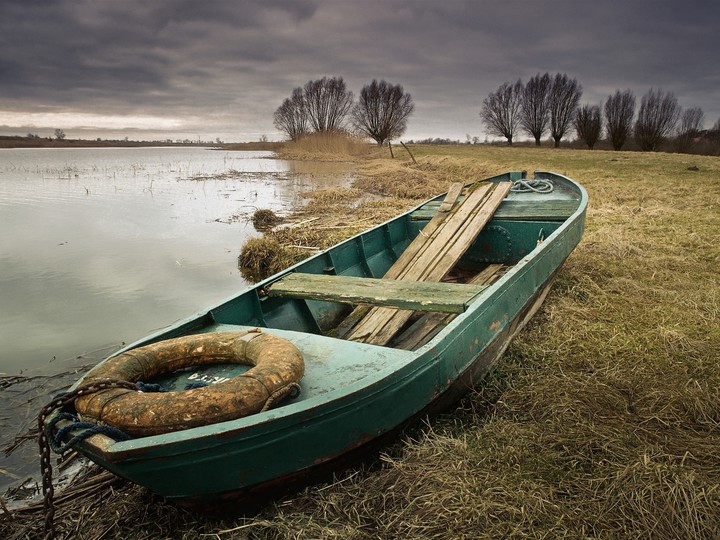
[268,273,487,314]
[410,197,579,222]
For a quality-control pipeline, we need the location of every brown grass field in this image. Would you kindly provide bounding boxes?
[3,142,719,539]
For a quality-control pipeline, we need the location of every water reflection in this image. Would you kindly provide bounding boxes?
[0,147,352,374]
[0,147,356,494]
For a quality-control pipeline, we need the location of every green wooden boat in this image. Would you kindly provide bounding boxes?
[53,170,587,512]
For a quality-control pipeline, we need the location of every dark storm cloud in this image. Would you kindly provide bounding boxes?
[0,1,315,104]
[1,0,718,141]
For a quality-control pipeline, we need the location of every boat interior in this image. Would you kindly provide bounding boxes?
[148,172,583,404]
[212,176,576,329]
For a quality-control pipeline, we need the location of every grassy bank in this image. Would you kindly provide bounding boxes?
[3,146,719,539]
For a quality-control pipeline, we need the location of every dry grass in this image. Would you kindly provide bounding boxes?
[300,187,364,209]
[353,154,495,199]
[277,132,380,161]
[4,146,720,539]
[239,153,501,282]
[238,184,413,282]
[236,147,720,539]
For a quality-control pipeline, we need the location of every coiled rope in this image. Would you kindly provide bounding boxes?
[510,179,554,193]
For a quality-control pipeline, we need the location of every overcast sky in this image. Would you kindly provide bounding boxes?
[1,0,718,142]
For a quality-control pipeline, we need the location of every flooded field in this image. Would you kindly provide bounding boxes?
[0,146,352,493]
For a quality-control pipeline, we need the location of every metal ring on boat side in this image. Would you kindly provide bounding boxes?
[74,330,304,437]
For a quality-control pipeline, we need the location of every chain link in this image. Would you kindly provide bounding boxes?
[38,378,137,540]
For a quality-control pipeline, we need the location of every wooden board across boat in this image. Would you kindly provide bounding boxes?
[53,170,588,512]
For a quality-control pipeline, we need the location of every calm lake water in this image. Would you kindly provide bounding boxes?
[0,147,352,375]
[0,147,352,492]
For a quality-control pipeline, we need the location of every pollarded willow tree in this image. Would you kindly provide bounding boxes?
[708,117,720,151]
[548,73,582,147]
[274,77,354,140]
[351,79,414,145]
[520,73,551,146]
[273,87,307,142]
[675,107,704,153]
[303,76,354,133]
[604,89,635,150]
[480,80,523,145]
[634,88,681,151]
[574,104,602,149]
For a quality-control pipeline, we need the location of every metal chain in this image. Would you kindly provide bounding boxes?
[38,378,137,540]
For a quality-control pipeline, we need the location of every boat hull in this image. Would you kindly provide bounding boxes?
[175,273,560,514]
[66,170,588,510]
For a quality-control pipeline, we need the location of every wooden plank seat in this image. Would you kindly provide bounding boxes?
[268,273,487,314]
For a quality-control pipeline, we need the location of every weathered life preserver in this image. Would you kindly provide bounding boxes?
[74,329,304,437]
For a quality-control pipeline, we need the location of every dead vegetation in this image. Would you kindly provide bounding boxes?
[3,146,720,539]
[251,209,282,231]
[239,154,497,282]
[277,132,380,161]
[239,183,414,281]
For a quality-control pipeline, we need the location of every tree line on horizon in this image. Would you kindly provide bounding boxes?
[273,76,414,146]
[481,73,715,153]
[274,73,717,155]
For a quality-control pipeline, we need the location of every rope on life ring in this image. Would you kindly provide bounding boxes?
[74,329,304,437]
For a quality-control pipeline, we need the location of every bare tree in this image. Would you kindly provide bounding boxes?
[520,73,551,145]
[604,90,635,150]
[709,117,720,154]
[634,88,681,151]
[548,73,582,148]
[480,80,523,145]
[574,104,602,149]
[273,87,307,141]
[54,128,66,140]
[674,107,704,153]
[303,76,354,133]
[351,79,414,145]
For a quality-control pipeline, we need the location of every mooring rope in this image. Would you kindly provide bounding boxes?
[46,412,132,454]
[135,381,167,392]
[510,179,555,193]
[38,379,137,540]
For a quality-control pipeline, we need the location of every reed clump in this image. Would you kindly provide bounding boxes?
[239,186,410,282]
[278,131,378,161]
[237,237,287,282]
[238,227,352,282]
[251,209,281,230]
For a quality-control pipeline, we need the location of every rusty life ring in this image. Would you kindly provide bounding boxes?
[74,330,304,437]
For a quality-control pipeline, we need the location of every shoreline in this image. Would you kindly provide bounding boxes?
[0,136,283,151]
